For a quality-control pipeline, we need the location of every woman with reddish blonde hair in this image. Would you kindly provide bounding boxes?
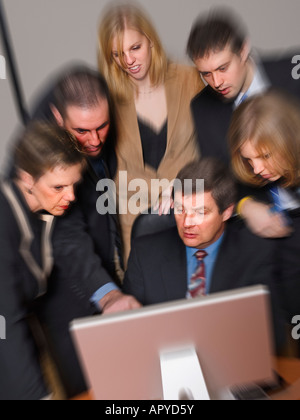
[229,90,300,346]
[98,3,204,264]
[230,90,300,190]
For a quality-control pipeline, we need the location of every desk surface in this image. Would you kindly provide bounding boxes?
[72,357,300,401]
[276,357,300,385]
[271,357,300,400]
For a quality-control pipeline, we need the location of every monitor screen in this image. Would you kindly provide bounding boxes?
[70,285,276,400]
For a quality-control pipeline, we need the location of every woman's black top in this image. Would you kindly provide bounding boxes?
[138,118,168,170]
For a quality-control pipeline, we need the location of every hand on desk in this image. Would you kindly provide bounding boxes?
[99,290,142,315]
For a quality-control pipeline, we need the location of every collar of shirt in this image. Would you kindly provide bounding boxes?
[274,185,300,211]
[234,57,271,109]
[186,232,225,295]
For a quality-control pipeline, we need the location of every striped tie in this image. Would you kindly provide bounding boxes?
[188,250,208,298]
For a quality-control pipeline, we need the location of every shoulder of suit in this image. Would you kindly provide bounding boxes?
[0,187,20,238]
[167,62,197,76]
[226,218,275,249]
[261,52,300,100]
[226,217,254,236]
[261,50,297,68]
[0,188,10,215]
[191,85,224,111]
[132,226,179,251]
[166,62,204,89]
[261,55,291,82]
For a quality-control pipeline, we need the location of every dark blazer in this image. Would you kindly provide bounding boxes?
[192,54,300,165]
[123,220,285,351]
[6,143,121,398]
[32,80,120,290]
[51,160,121,300]
[0,181,49,400]
[276,210,300,323]
[36,161,124,399]
[191,54,300,338]
[30,88,122,398]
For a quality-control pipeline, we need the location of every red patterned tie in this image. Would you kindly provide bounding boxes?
[188,250,208,298]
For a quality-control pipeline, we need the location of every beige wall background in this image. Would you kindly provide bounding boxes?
[0,0,300,172]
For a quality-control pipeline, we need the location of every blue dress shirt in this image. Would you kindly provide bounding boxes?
[186,233,225,295]
[91,282,120,310]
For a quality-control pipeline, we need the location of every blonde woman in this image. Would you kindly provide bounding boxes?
[229,90,300,337]
[98,4,204,263]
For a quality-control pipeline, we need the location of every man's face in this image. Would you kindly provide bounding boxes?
[174,191,233,249]
[61,99,110,158]
[194,43,251,101]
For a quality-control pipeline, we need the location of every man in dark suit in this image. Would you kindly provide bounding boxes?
[32,67,140,398]
[186,8,300,239]
[32,67,140,310]
[187,8,300,166]
[123,159,285,352]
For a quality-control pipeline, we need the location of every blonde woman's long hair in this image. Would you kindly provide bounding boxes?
[229,90,300,188]
[98,3,168,103]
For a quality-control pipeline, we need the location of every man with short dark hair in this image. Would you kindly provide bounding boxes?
[186,8,300,240]
[33,66,139,312]
[187,8,300,165]
[123,158,284,351]
[32,67,141,398]
[34,67,117,163]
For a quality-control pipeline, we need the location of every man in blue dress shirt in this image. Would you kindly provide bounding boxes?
[123,158,285,352]
[32,66,140,398]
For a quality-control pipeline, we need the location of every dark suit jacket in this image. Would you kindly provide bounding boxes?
[36,161,124,399]
[32,80,120,289]
[51,160,121,299]
[191,54,300,333]
[30,80,122,398]
[192,54,300,166]
[0,182,48,400]
[6,143,121,398]
[123,220,285,351]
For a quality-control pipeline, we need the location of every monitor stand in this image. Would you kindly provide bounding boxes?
[160,345,210,400]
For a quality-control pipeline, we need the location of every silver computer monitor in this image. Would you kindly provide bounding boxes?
[70,285,276,400]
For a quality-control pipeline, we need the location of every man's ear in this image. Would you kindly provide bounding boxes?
[240,39,251,64]
[50,104,64,127]
[222,204,235,222]
[18,169,35,192]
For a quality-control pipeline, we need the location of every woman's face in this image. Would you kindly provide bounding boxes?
[112,28,152,83]
[30,164,82,216]
[240,140,282,182]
